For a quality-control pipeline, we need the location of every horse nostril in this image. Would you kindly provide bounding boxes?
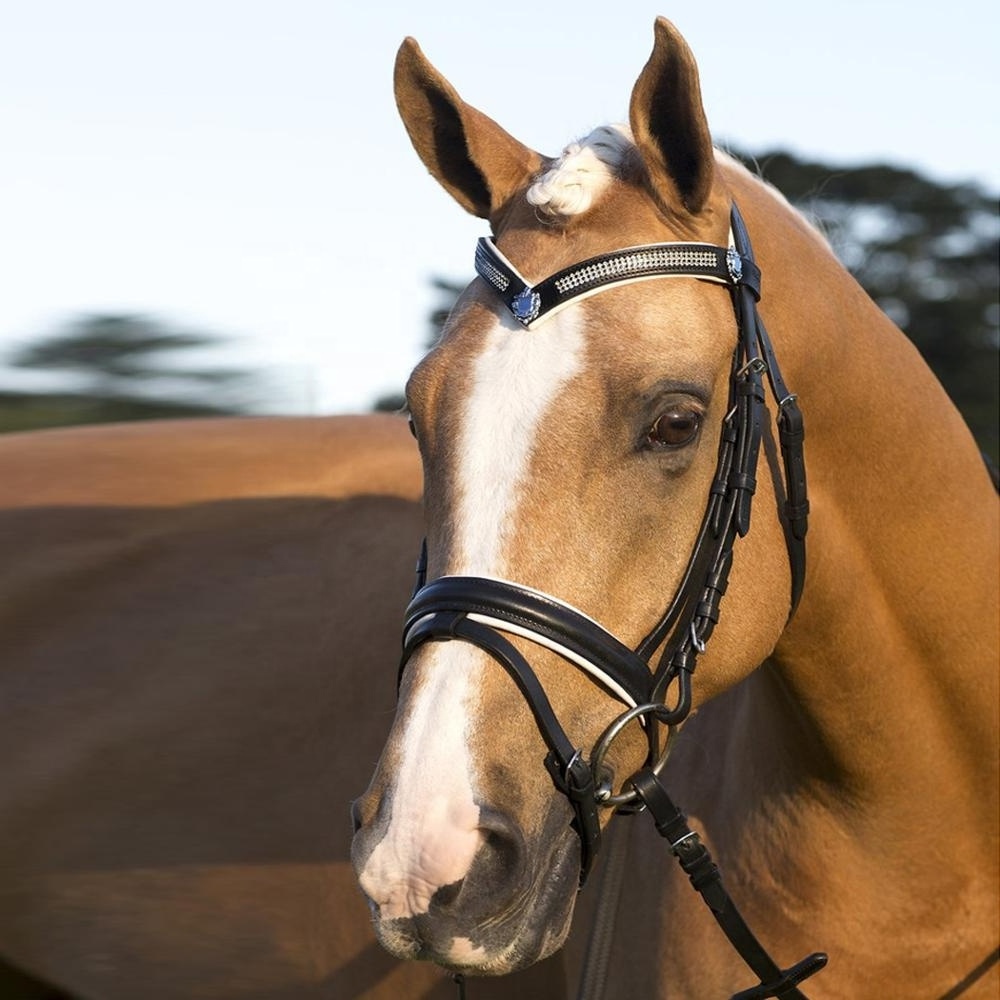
[433,878,464,907]
[473,807,527,884]
[423,810,526,917]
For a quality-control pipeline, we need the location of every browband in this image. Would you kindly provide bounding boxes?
[475,236,757,329]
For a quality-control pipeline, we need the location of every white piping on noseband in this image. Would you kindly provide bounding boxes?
[412,575,640,709]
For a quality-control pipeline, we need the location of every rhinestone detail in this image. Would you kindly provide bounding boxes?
[512,288,542,325]
[553,247,719,295]
[726,247,743,284]
[475,244,510,292]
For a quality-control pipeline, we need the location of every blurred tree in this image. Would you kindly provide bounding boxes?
[730,149,999,462]
[390,152,999,462]
[0,313,258,432]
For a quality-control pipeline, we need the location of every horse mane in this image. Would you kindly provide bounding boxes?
[714,148,833,249]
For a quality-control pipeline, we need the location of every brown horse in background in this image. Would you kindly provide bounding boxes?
[0,414,575,998]
[352,17,999,999]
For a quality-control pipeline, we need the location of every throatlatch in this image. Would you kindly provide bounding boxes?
[401,204,824,999]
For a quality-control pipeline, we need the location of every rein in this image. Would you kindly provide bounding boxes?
[401,204,826,999]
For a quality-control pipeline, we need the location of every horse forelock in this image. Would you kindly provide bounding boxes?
[524,132,831,256]
[526,124,638,218]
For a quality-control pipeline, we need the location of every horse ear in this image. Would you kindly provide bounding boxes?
[629,18,715,216]
[394,38,542,220]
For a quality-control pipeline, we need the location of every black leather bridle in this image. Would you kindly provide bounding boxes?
[400,204,826,999]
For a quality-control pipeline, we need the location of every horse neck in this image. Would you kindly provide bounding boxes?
[720,177,998,835]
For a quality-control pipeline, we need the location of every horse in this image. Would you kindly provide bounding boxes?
[0,414,573,998]
[351,17,999,1000]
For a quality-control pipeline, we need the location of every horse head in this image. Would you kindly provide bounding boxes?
[351,17,999,992]
[352,18,802,973]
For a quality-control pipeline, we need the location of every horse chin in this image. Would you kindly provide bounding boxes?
[368,825,580,975]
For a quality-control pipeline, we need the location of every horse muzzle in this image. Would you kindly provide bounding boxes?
[351,795,581,973]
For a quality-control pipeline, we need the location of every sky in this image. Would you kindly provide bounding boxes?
[1,1,997,415]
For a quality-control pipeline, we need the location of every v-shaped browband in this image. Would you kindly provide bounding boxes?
[475,236,756,329]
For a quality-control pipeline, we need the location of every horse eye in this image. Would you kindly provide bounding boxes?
[645,408,701,449]
[407,416,417,439]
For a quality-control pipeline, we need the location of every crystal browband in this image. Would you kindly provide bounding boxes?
[474,236,755,329]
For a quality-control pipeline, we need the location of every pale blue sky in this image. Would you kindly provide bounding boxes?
[1,1,997,413]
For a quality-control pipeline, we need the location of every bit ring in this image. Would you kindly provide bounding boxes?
[591,702,678,809]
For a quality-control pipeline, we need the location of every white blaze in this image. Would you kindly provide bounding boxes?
[357,641,484,920]
[453,310,587,572]
[359,309,586,918]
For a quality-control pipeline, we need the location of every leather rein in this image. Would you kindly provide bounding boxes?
[400,203,826,999]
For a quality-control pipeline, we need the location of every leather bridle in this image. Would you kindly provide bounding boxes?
[400,204,826,998]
